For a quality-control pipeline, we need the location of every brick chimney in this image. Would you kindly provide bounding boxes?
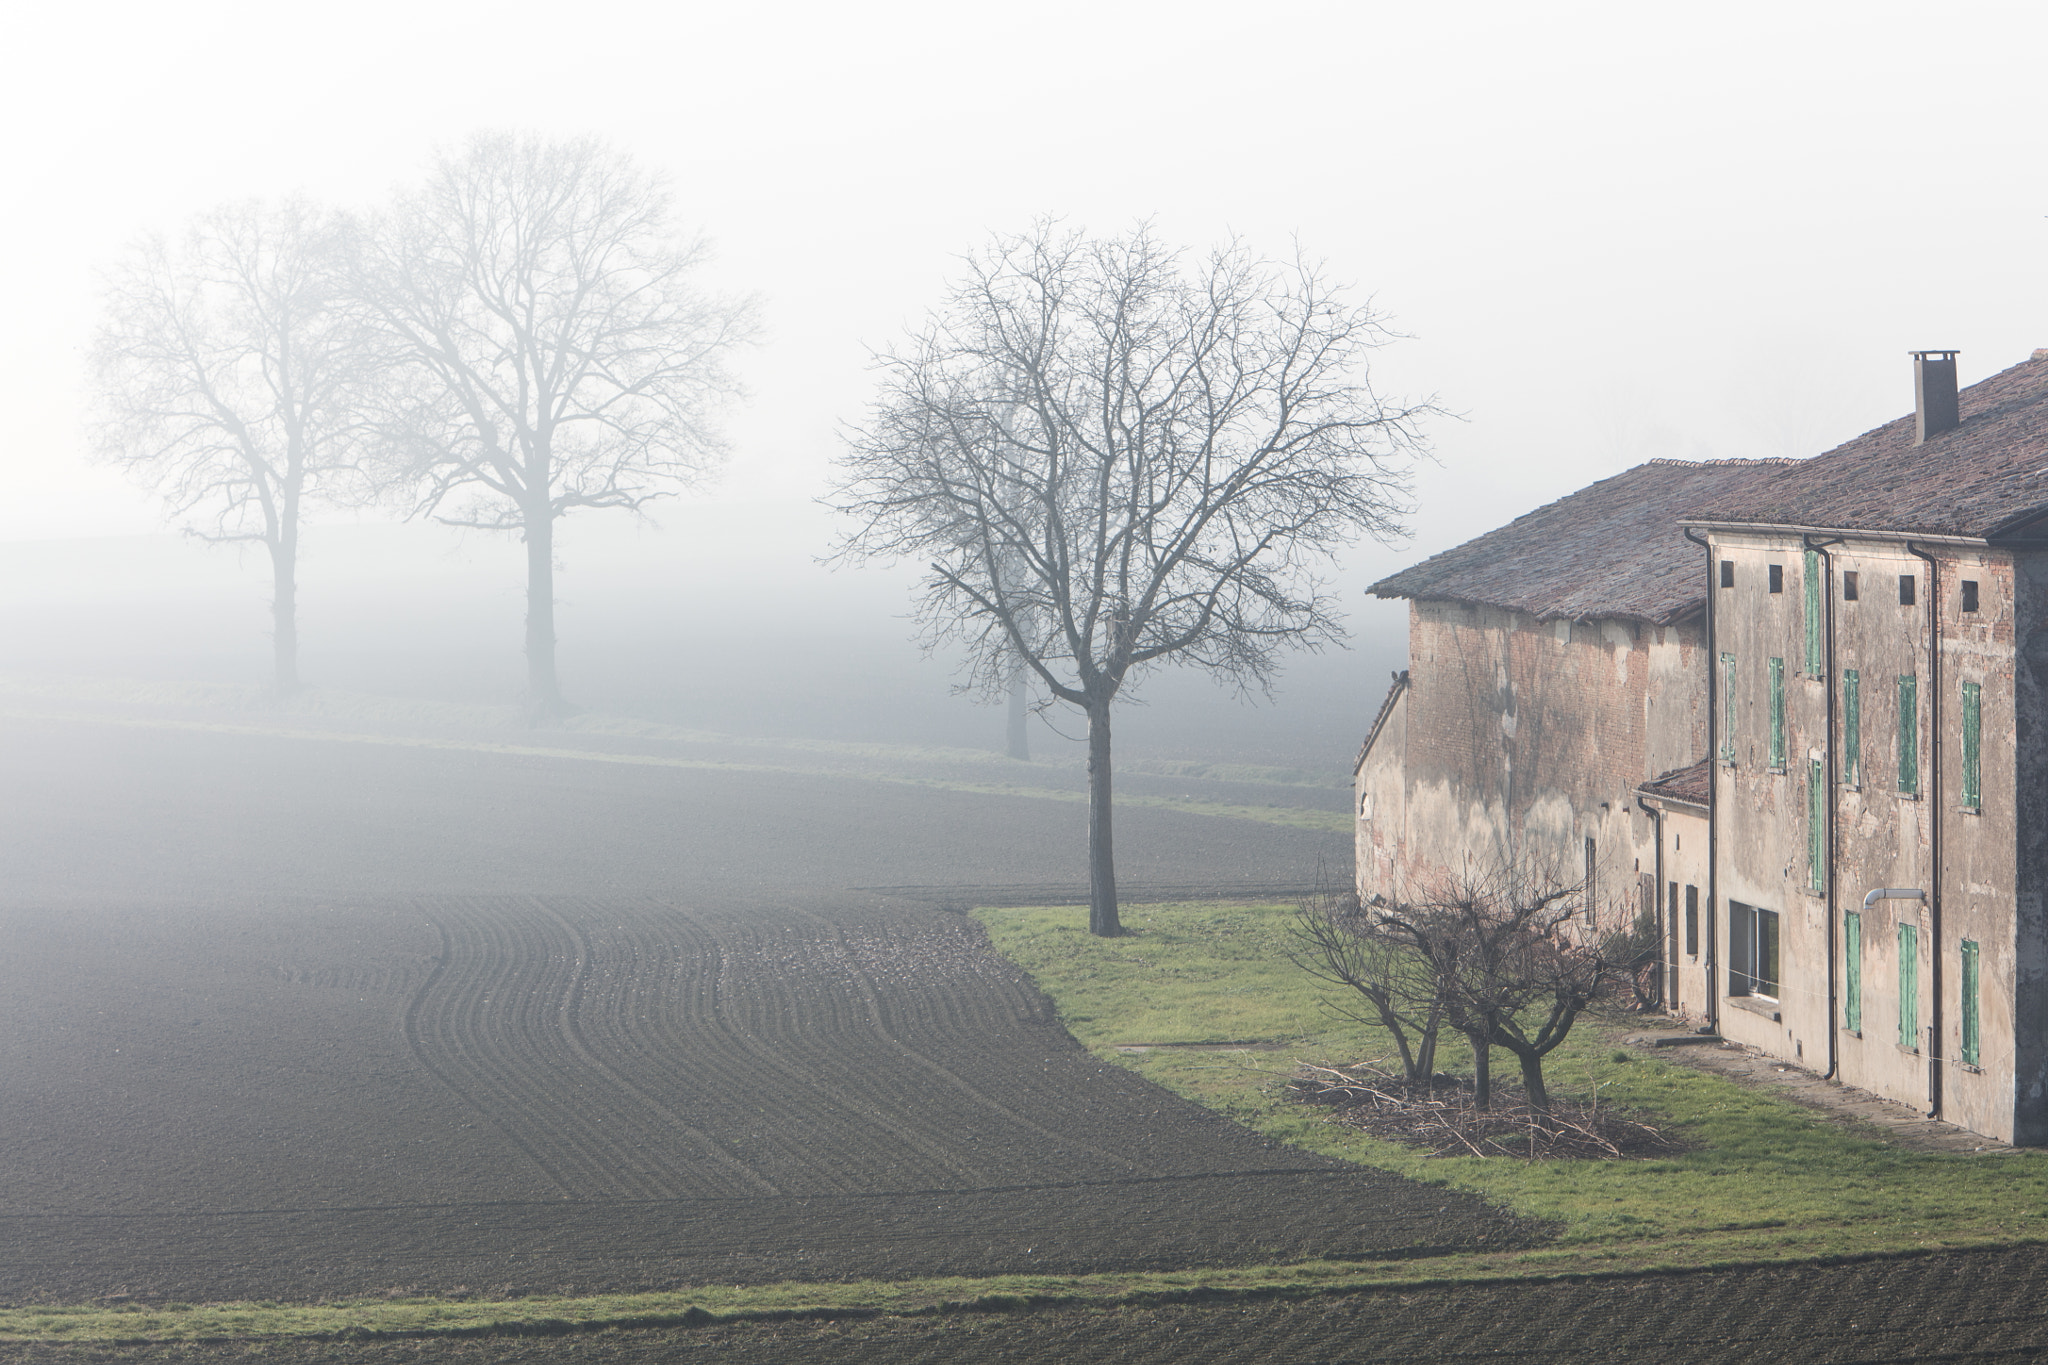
[1911,350,1960,443]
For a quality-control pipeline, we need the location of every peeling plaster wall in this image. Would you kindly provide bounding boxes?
[1709,535,1836,1073]
[1712,534,2029,1143]
[1355,682,1414,898]
[1655,806,1711,1022]
[1355,600,1705,926]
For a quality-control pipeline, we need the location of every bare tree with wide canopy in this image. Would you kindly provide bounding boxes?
[832,224,1430,934]
[355,133,754,718]
[91,197,378,694]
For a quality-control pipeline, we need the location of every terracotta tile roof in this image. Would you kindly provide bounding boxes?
[1638,759,1710,810]
[1684,354,2048,539]
[1370,459,1791,626]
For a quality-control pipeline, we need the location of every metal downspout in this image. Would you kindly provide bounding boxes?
[1639,797,1667,1009]
[1686,526,1719,1031]
[1807,534,1843,1080]
[1907,541,1943,1117]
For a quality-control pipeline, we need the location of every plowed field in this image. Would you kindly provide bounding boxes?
[10,1247,2048,1363]
[0,894,1526,1301]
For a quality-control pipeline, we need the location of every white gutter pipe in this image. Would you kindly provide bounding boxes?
[1863,888,1926,909]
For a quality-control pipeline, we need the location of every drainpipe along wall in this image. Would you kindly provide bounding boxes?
[1685,526,1720,1031]
[1806,535,1844,1080]
[1639,797,1667,1008]
[1907,540,1943,1117]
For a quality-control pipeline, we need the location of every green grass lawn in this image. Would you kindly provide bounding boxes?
[975,900,2048,1271]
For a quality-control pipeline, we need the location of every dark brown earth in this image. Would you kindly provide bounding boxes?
[0,895,1524,1300]
[0,714,1519,1301]
[10,1246,2048,1363]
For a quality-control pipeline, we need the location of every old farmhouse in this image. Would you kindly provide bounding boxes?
[1356,349,2048,1145]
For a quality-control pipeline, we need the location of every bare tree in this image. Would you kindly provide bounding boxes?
[831,223,1429,934]
[91,197,378,693]
[1371,864,1620,1112]
[1291,887,1444,1087]
[354,133,755,719]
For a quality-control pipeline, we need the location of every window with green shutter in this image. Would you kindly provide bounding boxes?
[1899,920,1919,1049]
[1844,911,1862,1032]
[1805,548,1823,675]
[1808,758,1825,893]
[1962,681,1982,809]
[1843,669,1861,787]
[1721,652,1736,762]
[1898,674,1919,795]
[1960,939,1980,1067]
[1769,658,1785,769]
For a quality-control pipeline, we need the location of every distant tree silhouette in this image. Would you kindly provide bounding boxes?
[91,197,380,694]
[355,133,755,720]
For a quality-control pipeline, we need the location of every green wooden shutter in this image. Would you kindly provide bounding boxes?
[1898,675,1919,795]
[1808,758,1825,893]
[1721,653,1736,761]
[1899,921,1919,1049]
[1844,911,1861,1032]
[1843,669,1861,787]
[1960,939,1980,1067]
[1769,658,1785,769]
[1805,548,1823,675]
[1962,681,1982,809]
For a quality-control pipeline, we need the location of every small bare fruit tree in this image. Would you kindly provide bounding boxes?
[832,224,1429,934]
[1314,863,1626,1112]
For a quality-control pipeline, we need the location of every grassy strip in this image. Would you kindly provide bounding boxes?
[0,707,1347,835]
[975,901,2048,1265]
[7,1235,2034,1344]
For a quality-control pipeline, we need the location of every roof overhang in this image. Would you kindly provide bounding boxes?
[1384,591,1703,630]
[1636,789,1708,816]
[1676,520,1992,546]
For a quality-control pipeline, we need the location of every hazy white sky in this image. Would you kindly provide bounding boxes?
[5,0,2044,581]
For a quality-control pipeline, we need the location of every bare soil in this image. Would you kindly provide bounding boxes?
[10,1245,2048,1363]
[0,895,1529,1301]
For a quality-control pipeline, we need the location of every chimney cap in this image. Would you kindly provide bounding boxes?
[1909,349,1960,360]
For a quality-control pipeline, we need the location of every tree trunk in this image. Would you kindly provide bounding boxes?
[1518,1051,1550,1113]
[1086,696,1121,936]
[1007,672,1030,761]
[269,530,299,697]
[524,511,564,719]
[1471,1033,1492,1111]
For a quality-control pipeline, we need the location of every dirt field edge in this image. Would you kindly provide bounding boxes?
[12,1235,2048,1347]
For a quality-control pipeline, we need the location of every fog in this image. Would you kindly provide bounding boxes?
[0,508,1404,776]
[7,1,2048,1331]
[6,1,2044,767]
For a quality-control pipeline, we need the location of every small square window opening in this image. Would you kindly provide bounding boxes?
[1843,571,1859,601]
[1720,560,1735,589]
[1768,564,1784,594]
[1962,580,1979,613]
[1900,574,1917,606]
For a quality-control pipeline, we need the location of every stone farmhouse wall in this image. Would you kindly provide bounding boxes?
[1356,599,1707,933]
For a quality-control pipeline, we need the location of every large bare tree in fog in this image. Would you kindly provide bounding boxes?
[356,133,753,719]
[832,224,1429,935]
[91,198,377,693]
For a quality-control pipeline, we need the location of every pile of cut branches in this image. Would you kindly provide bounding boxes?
[1290,1061,1682,1160]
